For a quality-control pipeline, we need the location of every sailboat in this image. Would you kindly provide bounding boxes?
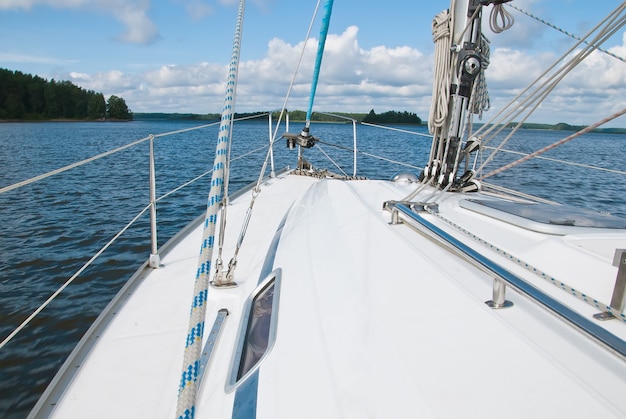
[17,0,626,417]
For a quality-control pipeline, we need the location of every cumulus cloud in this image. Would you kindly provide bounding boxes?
[229,26,430,113]
[0,0,159,44]
[58,17,626,127]
[171,0,214,20]
[484,25,626,125]
[108,0,159,44]
[184,0,213,20]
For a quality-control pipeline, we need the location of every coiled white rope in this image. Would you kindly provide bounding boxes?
[428,8,453,134]
[175,1,245,417]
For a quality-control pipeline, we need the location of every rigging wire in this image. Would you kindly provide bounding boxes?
[506,3,626,64]
[483,146,626,176]
[481,107,626,179]
[216,0,329,284]
[473,3,626,173]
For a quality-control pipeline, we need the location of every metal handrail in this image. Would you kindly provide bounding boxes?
[386,201,626,358]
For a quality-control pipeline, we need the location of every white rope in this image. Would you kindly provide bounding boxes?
[0,121,222,196]
[489,3,514,33]
[428,8,453,134]
[157,144,268,203]
[175,1,245,417]
[475,2,625,143]
[0,136,149,195]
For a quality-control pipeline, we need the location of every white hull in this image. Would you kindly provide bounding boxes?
[31,171,626,418]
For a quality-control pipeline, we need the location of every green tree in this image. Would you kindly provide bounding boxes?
[362,109,421,124]
[26,76,46,116]
[88,92,106,119]
[44,79,60,118]
[106,95,132,120]
[0,68,127,121]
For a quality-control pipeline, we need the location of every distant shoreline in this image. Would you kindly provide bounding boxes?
[2,114,625,134]
[0,118,130,123]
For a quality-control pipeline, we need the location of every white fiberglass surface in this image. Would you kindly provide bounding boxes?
[253,179,625,418]
[43,176,626,418]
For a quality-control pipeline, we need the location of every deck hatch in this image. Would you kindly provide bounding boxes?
[228,269,281,390]
[461,198,626,233]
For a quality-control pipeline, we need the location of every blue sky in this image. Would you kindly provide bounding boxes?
[1,0,625,126]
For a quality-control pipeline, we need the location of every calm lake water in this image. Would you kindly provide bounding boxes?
[0,120,624,417]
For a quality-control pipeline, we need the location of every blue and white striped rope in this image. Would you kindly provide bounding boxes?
[305,0,334,124]
[175,1,246,418]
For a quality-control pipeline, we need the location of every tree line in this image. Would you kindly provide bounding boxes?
[362,109,421,124]
[0,68,132,120]
[134,109,423,124]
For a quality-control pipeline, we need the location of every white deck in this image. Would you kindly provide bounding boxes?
[33,173,626,418]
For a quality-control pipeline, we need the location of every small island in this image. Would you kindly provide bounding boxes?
[0,68,132,121]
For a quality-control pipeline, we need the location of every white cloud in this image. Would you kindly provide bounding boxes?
[109,0,159,44]
[184,0,213,20]
[171,0,214,20]
[0,0,159,44]
[484,29,626,125]
[58,21,626,127]
[0,52,77,65]
[0,0,87,9]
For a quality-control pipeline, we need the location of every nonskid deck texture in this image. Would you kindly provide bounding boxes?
[36,173,626,418]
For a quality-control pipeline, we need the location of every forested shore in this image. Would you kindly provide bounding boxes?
[0,68,132,121]
[133,109,423,124]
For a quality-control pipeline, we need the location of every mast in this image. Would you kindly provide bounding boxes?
[427,0,504,191]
